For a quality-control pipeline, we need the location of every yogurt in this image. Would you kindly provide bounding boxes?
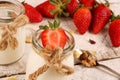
[26,50,74,80]
[0,0,27,65]
[26,29,75,80]
[0,27,26,65]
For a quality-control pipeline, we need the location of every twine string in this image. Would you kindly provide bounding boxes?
[29,46,74,80]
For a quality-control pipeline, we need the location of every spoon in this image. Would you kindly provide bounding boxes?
[74,49,120,79]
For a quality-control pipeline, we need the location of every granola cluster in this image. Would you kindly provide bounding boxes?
[79,51,97,67]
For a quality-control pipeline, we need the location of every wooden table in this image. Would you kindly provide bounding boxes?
[0,0,120,80]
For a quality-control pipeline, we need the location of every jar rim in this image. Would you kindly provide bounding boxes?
[0,0,25,24]
[32,29,75,53]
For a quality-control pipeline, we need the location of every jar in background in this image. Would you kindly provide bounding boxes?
[26,29,75,80]
[0,0,29,65]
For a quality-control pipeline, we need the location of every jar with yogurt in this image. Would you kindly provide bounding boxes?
[0,0,29,65]
[26,29,75,80]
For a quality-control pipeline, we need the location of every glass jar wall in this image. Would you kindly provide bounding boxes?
[26,29,75,80]
[0,0,28,65]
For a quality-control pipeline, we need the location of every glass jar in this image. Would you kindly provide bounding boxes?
[26,29,75,80]
[0,0,27,65]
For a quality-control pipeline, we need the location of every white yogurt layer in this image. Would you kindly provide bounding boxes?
[26,49,74,80]
[0,27,25,65]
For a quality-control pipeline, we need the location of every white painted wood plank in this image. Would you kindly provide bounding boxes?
[0,0,120,79]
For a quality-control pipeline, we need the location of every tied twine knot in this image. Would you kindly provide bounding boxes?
[29,46,74,80]
[0,15,29,50]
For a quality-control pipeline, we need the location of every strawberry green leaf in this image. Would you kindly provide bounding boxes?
[110,11,115,22]
[49,0,71,18]
[49,0,58,5]
[54,20,59,28]
[78,4,84,8]
[58,0,61,4]
[110,10,120,22]
[104,0,110,7]
[62,4,67,9]
[50,9,57,15]
[62,11,69,17]
[63,0,71,5]
[39,19,61,30]
[21,0,26,4]
[111,15,120,22]
[39,25,49,30]
[48,21,54,29]
[56,20,60,28]
[54,20,57,28]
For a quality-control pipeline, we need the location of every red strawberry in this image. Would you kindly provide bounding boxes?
[40,20,67,49]
[73,7,92,34]
[79,0,96,7]
[65,0,79,16]
[91,2,111,34]
[23,3,43,22]
[36,0,70,18]
[36,1,56,18]
[109,19,120,47]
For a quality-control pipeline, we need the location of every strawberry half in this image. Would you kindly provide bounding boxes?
[109,19,120,47]
[40,20,67,49]
[23,3,43,23]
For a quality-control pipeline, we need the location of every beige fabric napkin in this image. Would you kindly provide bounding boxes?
[0,44,30,78]
[0,43,119,78]
[1,59,120,80]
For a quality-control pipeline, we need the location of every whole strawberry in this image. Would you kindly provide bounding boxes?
[36,0,70,18]
[40,20,67,49]
[36,1,56,18]
[23,3,43,23]
[65,0,79,16]
[91,1,111,34]
[73,7,92,34]
[109,19,120,47]
[79,0,96,7]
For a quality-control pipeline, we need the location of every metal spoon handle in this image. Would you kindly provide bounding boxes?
[98,63,120,78]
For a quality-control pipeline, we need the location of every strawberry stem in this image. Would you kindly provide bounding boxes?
[39,19,60,30]
[77,3,92,10]
[21,0,26,4]
[104,0,110,7]
[94,0,110,8]
[39,25,49,30]
[50,0,58,5]
[49,0,70,18]
[63,0,71,5]
[78,4,84,8]
[110,11,120,22]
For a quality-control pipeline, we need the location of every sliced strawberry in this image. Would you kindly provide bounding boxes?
[40,20,67,49]
[23,3,43,23]
[41,29,67,49]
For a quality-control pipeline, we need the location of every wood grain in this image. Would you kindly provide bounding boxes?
[0,0,120,79]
